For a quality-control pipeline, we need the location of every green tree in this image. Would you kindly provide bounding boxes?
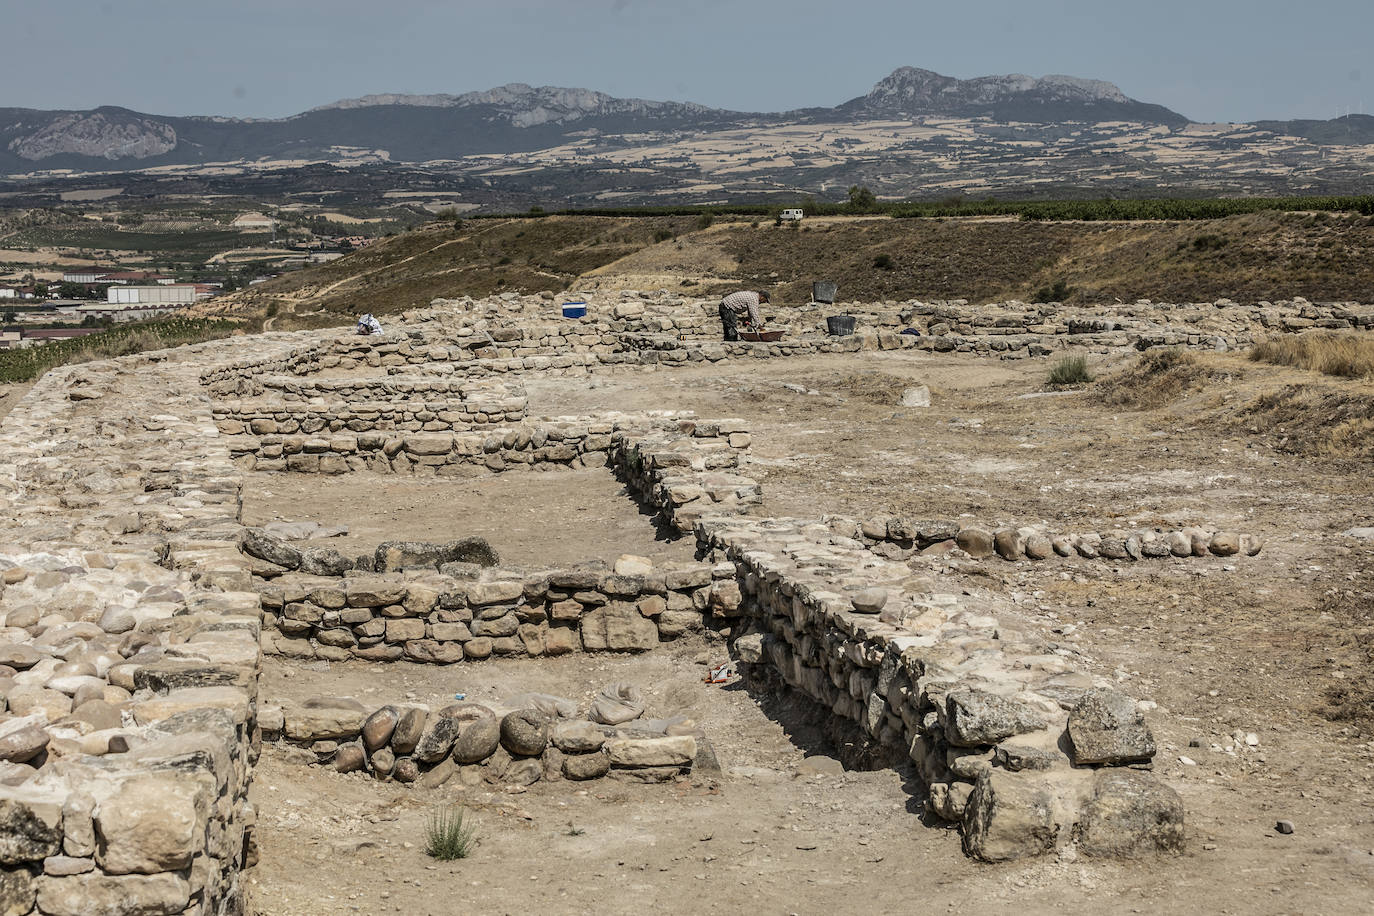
[2,311,17,323]
[848,185,877,210]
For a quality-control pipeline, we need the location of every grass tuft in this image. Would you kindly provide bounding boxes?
[1248,332,1374,379]
[425,806,478,861]
[1048,355,1093,386]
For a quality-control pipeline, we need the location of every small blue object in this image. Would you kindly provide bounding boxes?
[562,302,587,318]
[453,693,466,700]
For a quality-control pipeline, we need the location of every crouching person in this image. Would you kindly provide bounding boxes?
[719,290,769,341]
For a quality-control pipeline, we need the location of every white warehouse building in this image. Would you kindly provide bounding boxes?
[107,285,199,305]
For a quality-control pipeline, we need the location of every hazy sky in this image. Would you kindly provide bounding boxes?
[7,0,1371,123]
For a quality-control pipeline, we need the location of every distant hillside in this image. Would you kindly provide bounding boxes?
[204,210,1374,330]
[1253,113,1374,145]
[0,67,1188,174]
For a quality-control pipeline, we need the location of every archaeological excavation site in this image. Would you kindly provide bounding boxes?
[0,289,1372,915]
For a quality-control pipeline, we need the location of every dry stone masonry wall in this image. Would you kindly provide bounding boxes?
[848,516,1264,562]
[260,691,705,788]
[0,335,297,916]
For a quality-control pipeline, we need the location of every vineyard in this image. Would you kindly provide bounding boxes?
[0,318,243,383]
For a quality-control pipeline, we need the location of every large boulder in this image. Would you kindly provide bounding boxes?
[956,526,996,559]
[552,720,605,754]
[500,709,551,757]
[413,713,466,763]
[361,706,399,752]
[239,529,301,570]
[944,688,1047,747]
[374,538,498,572]
[452,717,501,764]
[389,707,426,754]
[1078,769,1184,857]
[297,547,354,577]
[562,750,611,780]
[1067,688,1155,765]
[961,769,1061,863]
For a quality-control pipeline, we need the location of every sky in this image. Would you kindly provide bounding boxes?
[5,0,1371,124]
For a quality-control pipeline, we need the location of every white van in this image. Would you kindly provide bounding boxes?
[779,208,804,222]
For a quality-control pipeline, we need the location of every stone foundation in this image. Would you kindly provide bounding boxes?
[261,696,703,788]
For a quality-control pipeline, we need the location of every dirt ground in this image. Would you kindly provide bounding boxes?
[239,468,695,568]
[246,349,1374,915]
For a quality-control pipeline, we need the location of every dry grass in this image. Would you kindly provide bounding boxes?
[1239,385,1374,460]
[1248,332,1374,378]
[1317,558,1374,731]
[1098,348,1233,409]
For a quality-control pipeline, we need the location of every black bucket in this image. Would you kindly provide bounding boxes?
[826,315,856,336]
[812,281,838,304]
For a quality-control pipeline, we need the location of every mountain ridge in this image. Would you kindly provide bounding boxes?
[0,66,1189,173]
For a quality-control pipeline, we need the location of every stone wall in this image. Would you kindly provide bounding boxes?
[220,414,751,478]
[260,696,702,787]
[693,515,1184,862]
[0,343,272,916]
[255,375,522,405]
[844,516,1264,562]
[254,558,726,663]
[212,397,524,438]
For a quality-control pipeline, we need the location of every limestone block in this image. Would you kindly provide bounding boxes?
[552,720,605,754]
[961,770,1062,863]
[580,602,659,652]
[944,688,1048,747]
[1066,688,1155,765]
[543,627,578,656]
[385,618,425,642]
[1077,770,1184,857]
[607,736,696,768]
[284,701,365,741]
[94,775,207,874]
[0,865,34,912]
[0,790,64,863]
[36,873,190,916]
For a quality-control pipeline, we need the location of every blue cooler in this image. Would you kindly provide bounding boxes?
[561,301,587,318]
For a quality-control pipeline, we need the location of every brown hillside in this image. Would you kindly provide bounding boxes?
[204,211,1374,329]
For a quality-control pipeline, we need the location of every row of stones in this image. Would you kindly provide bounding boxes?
[0,339,286,915]
[692,514,1182,863]
[256,375,520,404]
[225,417,753,486]
[253,559,734,663]
[261,699,698,787]
[210,398,527,436]
[845,517,1265,562]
